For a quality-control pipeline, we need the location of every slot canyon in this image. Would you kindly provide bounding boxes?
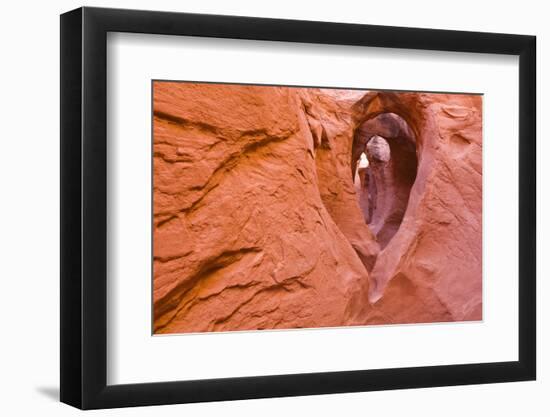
[352,113,418,250]
[153,82,482,334]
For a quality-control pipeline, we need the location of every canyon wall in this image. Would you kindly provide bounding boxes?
[153,82,482,334]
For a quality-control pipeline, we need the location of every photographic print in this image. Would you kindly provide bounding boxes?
[152,81,482,335]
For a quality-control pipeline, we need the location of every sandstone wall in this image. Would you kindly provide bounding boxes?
[153,83,482,333]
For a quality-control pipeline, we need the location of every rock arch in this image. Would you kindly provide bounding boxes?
[349,92,482,325]
[297,89,482,325]
[352,113,418,249]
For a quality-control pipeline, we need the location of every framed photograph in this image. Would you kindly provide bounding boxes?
[60,6,536,409]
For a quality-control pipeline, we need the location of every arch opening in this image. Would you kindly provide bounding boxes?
[352,112,418,249]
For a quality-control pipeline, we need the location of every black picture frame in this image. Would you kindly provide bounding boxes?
[60,6,536,410]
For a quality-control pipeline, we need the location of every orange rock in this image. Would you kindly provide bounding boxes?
[152,83,482,333]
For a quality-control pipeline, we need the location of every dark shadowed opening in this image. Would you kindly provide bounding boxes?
[352,113,418,249]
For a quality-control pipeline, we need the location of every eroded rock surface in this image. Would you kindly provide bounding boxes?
[153,83,482,333]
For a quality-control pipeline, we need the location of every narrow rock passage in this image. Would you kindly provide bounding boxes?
[352,114,418,249]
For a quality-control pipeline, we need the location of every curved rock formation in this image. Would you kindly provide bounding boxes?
[153,83,482,333]
[153,83,371,333]
[352,113,418,249]
[353,92,483,325]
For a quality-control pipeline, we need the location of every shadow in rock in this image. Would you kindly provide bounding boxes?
[352,112,418,249]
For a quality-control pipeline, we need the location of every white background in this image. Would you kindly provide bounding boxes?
[0,0,546,416]
[108,33,518,384]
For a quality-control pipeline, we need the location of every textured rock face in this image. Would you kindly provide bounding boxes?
[153,83,370,333]
[366,135,391,162]
[153,83,482,333]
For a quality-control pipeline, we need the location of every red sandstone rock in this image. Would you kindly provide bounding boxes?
[153,83,482,333]
[153,83,370,333]
[354,92,483,324]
